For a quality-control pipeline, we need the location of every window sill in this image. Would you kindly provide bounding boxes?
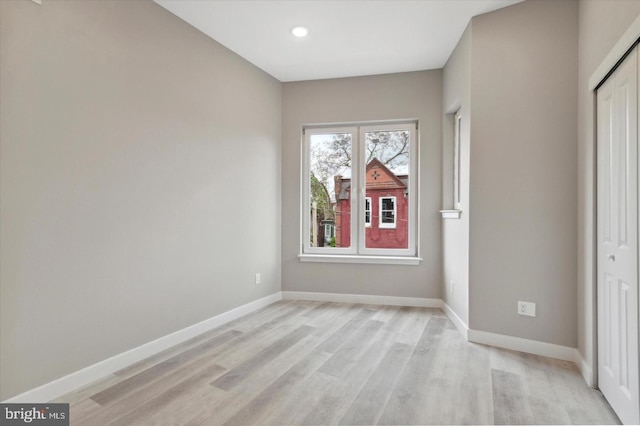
[439,209,462,219]
[298,254,422,265]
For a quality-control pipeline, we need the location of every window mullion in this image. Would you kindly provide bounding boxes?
[357,127,366,254]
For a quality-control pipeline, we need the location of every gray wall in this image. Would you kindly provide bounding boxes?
[442,25,472,325]
[469,0,578,346]
[577,0,640,374]
[0,0,282,400]
[281,71,443,298]
[442,0,579,345]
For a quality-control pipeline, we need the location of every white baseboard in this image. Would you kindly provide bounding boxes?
[467,328,577,362]
[575,350,594,387]
[440,301,469,339]
[3,292,283,403]
[282,291,441,308]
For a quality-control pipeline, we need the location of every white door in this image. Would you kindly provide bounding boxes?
[597,46,640,425]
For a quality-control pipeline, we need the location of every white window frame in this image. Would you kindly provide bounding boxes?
[365,197,372,227]
[301,121,419,262]
[302,126,358,255]
[378,196,397,229]
[453,110,462,210]
[358,123,415,257]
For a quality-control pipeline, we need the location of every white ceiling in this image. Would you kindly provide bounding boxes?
[154,0,523,82]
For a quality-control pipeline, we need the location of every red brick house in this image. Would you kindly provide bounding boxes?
[334,158,408,249]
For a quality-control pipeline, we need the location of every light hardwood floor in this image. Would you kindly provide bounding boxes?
[55,300,620,425]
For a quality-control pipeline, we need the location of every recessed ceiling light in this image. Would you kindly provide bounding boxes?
[291,26,308,37]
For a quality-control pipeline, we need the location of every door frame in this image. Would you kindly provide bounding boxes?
[590,15,640,390]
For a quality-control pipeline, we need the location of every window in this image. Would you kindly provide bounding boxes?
[365,197,372,227]
[440,110,462,219]
[305,128,354,250]
[453,110,462,209]
[301,121,418,262]
[379,197,396,228]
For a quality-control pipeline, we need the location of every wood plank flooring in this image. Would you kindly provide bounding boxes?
[55,300,621,425]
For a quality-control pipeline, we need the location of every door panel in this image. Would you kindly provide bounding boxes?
[597,46,640,425]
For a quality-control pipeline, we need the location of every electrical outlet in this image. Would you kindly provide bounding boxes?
[255,273,261,285]
[449,281,454,293]
[517,301,536,317]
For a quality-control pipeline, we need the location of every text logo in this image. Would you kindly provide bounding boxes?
[0,404,69,425]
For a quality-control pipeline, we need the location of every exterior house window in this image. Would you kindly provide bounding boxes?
[301,121,418,261]
[365,197,372,227]
[379,197,396,228]
[323,222,335,246]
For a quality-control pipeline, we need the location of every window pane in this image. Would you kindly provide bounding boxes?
[309,133,352,248]
[364,130,409,249]
[365,197,371,226]
[381,197,395,224]
[381,198,394,210]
